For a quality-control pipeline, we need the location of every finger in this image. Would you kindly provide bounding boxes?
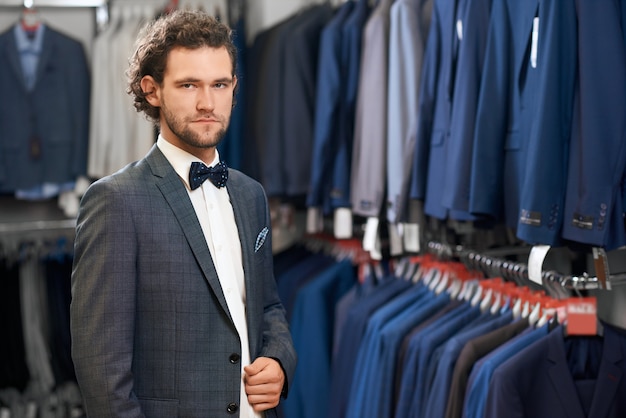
[244,357,270,376]
[251,401,277,412]
[247,394,280,411]
[245,381,281,396]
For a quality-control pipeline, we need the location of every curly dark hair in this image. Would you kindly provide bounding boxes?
[127,10,238,124]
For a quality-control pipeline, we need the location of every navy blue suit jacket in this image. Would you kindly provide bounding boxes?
[0,24,90,192]
[283,259,356,418]
[331,0,371,210]
[561,0,626,250]
[485,324,626,418]
[281,4,333,198]
[328,278,413,418]
[410,0,474,220]
[253,5,331,198]
[307,2,355,213]
[515,0,577,246]
[441,0,492,214]
[469,0,539,227]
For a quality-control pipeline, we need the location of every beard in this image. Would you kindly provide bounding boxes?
[161,102,228,149]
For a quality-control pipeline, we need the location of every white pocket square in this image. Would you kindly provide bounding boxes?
[255,226,269,252]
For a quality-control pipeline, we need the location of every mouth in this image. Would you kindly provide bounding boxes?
[194,118,219,123]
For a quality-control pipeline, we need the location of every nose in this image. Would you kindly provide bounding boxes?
[197,87,215,112]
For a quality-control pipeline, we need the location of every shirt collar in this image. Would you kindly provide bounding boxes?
[14,23,45,53]
[156,134,220,190]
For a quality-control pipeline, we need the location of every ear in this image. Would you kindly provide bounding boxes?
[141,75,161,107]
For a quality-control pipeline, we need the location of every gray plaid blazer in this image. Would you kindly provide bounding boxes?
[70,145,296,417]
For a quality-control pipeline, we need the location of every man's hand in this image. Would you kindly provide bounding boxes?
[243,357,285,412]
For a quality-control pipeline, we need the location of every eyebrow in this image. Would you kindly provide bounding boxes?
[174,76,234,84]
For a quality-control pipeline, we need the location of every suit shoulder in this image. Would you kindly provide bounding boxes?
[228,168,266,192]
[0,26,11,39]
[46,25,83,44]
[86,159,147,193]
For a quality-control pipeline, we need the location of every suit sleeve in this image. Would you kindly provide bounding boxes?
[70,178,143,417]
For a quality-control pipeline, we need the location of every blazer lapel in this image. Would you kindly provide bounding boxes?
[226,174,262,354]
[3,27,28,91]
[547,327,586,418]
[588,326,623,418]
[146,146,232,321]
[35,25,54,90]
[515,0,539,98]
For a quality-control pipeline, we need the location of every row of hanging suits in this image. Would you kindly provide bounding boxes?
[246,0,626,252]
[87,3,157,180]
[410,0,626,251]
[0,244,83,417]
[272,242,626,418]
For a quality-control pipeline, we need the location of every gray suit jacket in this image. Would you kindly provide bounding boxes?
[70,146,297,417]
[0,24,90,192]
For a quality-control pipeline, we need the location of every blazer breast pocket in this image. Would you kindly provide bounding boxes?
[254,226,269,253]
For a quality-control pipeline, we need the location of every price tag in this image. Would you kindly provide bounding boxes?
[592,247,611,290]
[566,297,597,335]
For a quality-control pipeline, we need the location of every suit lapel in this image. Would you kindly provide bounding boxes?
[3,27,28,90]
[35,25,54,90]
[146,146,232,321]
[226,174,262,354]
[588,326,623,418]
[515,0,539,98]
[546,327,586,418]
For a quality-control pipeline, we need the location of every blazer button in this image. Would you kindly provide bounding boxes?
[229,353,240,364]
[227,402,239,414]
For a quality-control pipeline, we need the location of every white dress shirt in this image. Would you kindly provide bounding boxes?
[157,135,261,418]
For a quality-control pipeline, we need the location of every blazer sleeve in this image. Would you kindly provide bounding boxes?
[70,177,143,417]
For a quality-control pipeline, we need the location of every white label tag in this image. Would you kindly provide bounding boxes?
[531,17,539,68]
[456,19,463,41]
[362,217,379,252]
[403,223,420,253]
[388,223,404,256]
[333,208,353,239]
[369,232,383,260]
[528,244,550,284]
[306,207,322,234]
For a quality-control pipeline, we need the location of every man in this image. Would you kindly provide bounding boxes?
[70,10,296,418]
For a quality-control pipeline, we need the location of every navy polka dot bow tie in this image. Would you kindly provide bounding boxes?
[189,161,229,190]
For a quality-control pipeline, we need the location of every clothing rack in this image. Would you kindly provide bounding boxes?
[426,241,626,290]
[0,0,107,6]
[0,196,76,254]
[0,219,76,234]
